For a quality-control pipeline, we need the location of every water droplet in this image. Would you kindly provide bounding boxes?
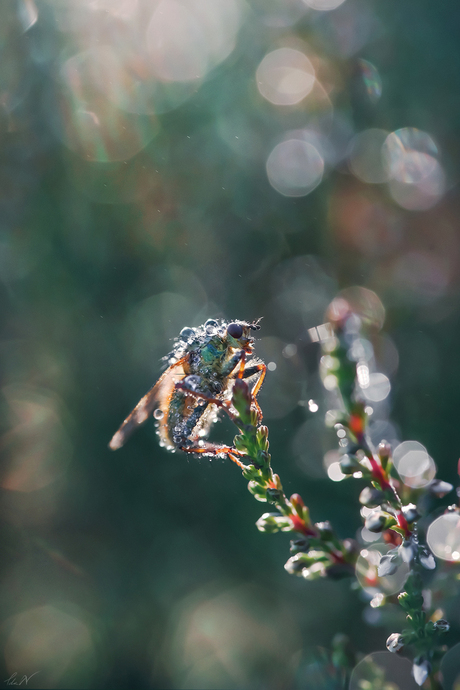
[183,375,201,391]
[153,409,164,420]
[180,327,195,340]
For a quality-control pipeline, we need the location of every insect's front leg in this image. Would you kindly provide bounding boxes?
[240,361,267,422]
[221,348,247,380]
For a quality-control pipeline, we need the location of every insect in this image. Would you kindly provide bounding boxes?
[109,318,266,459]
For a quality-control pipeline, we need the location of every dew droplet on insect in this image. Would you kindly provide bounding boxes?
[180,327,195,340]
[154,409,164,420]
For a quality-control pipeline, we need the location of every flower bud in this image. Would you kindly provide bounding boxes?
[412,659,431,687]
[434,618,450,633]
[402,503,420,523]
[359,486,384,507]
[256,512,291,533]
[266,488,283,503]
[419,548,436,570]
[284,554,308,575]
[340,454,361,475]
[233,434,247,452]
[378,440,392,459]
[248,481,267,501]
[290,538,310,555]
[342,538,358,555]
[386,633,404,653]
[256,449,270,468]
[378,554,399,577]
[290,493,305,515]
[428,479,453,498]
[250,409,258,426]
[301,561,326,580]
[400,539,417,564]
[316,521,334,540]
[397,591,411,611]
[365,512,387,533]
[241,465,261,481]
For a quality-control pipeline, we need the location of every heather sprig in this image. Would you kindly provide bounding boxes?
[230,378,357,581]
[320,299,452,686]
[223,296,455,687]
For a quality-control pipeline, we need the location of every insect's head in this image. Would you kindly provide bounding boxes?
[226,319,261,351]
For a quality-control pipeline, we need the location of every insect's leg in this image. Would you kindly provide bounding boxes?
[240,361,267,422]
[237,350,246,379]
[174,381,239,424]
[180,442,247,468]
[247,362,266,403]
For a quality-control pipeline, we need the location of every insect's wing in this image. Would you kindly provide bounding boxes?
[109,357,187,450]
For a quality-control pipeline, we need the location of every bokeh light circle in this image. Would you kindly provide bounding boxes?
[4,605,93,684]
[266,139,324,197]
[427,513,460,562]
[348,129,390,184]
[383,127,446,210]
[303,0,347,11]
[388,163,445,210]
[58,49,158,161]
[383,128,438,184]
[256,48,315,106]
[147,0,241,83]
[361,372,391,402]
[326,287,385,330]
[393,440,436,488]
[350,651,418,690]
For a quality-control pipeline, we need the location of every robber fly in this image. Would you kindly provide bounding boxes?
[109,318,266,457]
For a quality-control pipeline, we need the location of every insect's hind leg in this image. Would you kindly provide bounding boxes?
[179,442,248,468]
[174,381,239,424]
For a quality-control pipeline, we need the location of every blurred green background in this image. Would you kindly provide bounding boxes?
[1,0,460,687]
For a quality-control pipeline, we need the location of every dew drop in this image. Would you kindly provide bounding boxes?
[180,327,195,340]
[154,409,164,420]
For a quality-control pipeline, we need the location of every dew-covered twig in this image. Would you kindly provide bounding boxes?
[319,296,452,686]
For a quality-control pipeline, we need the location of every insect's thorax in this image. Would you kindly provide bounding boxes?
[189,338,230,380]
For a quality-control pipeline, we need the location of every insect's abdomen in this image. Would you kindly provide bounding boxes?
[163,390,208,450]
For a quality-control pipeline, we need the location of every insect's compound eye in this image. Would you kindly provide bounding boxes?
[227,322,243,339]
